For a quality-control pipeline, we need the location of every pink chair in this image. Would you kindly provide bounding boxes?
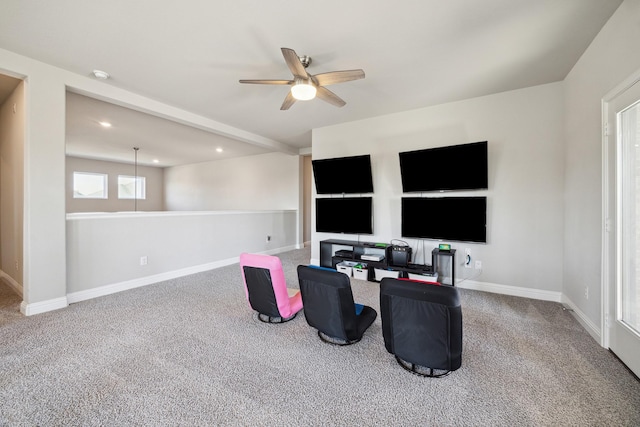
[239,253,303,323]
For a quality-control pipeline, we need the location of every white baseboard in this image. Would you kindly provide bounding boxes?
[0,269,23,297]
[266,244,299,254]
[20,297,68,316]
[560,295,602,343]
[2,268,69,316]
[67,245,298,304]
[456,279,563,303]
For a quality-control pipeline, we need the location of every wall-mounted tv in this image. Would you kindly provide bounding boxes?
[399,141,488,192]
[401,197,487,243]
[312,154,374,194]
[316,197,373,235]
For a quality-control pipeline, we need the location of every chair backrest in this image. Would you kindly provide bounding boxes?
[240,253,296,319]
[297,265,361,342]
[380,278,462,371]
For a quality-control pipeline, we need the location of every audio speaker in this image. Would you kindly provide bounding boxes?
[389,245,412,267]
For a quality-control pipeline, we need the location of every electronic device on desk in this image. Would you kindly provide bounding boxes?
[361,254,384,262]
[335,250,354,258]
[388,240,412,268]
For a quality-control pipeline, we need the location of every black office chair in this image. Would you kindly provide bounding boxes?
[297,265,377,345]
[380,278,462,377]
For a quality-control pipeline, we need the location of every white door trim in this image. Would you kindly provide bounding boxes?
[601,67,640,349]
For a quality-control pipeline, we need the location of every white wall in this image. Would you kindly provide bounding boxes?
[303,155,312,244]
[66,210,297,298]
[0,46,299,314]
[563,0,640,336]
[164,152,299,211]
[0,50,68,313]
[0,80,24,293]
[66,156,165,212]
[312,82,565,298]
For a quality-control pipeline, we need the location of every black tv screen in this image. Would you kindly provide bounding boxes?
[316,197,373,235]
[312,155,374,194]
[401,197,487,243]
[399,141,488,192]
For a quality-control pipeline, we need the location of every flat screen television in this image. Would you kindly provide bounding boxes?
[316,197,373,235]
[312,155,374,194]
[399,141,488,192]
[401,196,487,243]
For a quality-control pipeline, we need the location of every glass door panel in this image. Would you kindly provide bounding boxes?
[619,100,640,336]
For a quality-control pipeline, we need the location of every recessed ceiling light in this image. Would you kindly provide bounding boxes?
[92,69,110,80]
[216,148,223,153]
[152,159,159,163]
[99,121,112,128]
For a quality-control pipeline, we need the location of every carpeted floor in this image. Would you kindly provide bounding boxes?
[1,247,639,426]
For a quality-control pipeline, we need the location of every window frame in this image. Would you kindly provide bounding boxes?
[117,175,146,200]
[72,171,108,199]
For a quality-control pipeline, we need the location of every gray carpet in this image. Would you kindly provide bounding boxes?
[1,247,639,426]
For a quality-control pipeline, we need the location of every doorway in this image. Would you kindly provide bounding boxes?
[604,72,640,378]
[0,73,25,312]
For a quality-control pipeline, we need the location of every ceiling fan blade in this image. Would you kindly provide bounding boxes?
[239,79,292,85]
[313,70,365,86]
[316,86,346,108]
[281,47,309,79]
[280,91,297,110]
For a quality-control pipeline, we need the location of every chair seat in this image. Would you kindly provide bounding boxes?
[297,265,377,345]
[380,277,462,376]
[240,253,303,323]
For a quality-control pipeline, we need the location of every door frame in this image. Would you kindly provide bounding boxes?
[601,67,640,349]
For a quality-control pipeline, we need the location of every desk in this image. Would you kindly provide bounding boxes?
[319,239,433,281]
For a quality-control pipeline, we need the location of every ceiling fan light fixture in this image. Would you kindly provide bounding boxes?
[291,81,316,101]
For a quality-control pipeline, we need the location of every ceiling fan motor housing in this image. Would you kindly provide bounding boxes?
[298,55,311,68]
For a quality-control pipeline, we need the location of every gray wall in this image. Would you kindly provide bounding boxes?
[163,152,299,211]
[0,80,24,291]
[66,210,297,296]
[563,0,640,336]
[312,82,565,298]
[303,155,312,244]
[66,156,165,213]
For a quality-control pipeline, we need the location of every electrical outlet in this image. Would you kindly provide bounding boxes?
[140,256,148,266]
[15,260,19,271]
[584,286,589,300]
[475,260,482,270]
[464,248,472,268]
[266,235,271,242]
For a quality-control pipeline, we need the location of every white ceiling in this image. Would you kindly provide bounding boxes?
[0,0,623,166]
[65,92,271,167]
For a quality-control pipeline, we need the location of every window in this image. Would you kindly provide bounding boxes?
[73,172,108,199]
[118,175,146,199]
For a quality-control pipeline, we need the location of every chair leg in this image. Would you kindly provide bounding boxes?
[317,331,361,346]
[257,312,297,323]
[394,356,451,378]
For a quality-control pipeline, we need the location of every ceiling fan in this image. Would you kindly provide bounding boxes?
[239,47,365,110]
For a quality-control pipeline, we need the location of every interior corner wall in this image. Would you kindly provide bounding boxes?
[65,156,165,213]
[0,80,24,288]
[312,82,565,294]
[163,152,300,211]
[0,50,69,308]
[563,0,640,330]
[303,155,312,244]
